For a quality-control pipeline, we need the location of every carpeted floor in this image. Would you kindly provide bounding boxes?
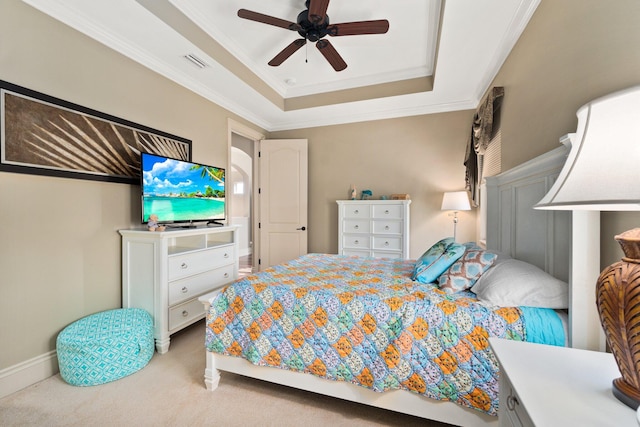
[0,320,455,426]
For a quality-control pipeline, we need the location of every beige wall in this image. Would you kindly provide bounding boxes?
[0,2,264,370]
[270,112,474,258]
[485,0,640,267]
[494,0,640,169]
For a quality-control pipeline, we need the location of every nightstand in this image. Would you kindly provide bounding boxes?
[489,338,637,426]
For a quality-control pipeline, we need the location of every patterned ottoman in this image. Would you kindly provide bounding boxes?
[56,308,154,386]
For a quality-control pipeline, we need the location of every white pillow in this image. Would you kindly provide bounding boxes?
[471,258,569,308]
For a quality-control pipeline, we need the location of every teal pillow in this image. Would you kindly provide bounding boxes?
[438,247,498,293]
[412,238,466,284]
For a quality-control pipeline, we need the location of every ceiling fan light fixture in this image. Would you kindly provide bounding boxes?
[184,53,209,69]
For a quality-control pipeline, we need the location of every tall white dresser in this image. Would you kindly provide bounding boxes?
[337,200,411,259]
[120,226,239,353]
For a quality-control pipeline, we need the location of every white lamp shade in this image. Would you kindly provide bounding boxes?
[441,191,471,211]
[536,85,640,211]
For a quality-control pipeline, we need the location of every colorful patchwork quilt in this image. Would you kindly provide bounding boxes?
[205,254,565,416]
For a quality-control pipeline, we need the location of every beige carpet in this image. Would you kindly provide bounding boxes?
[0,321,454,426]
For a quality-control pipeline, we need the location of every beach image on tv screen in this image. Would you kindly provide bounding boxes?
[142,154,225,222]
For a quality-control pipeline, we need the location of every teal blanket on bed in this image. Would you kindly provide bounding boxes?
[519,306,565,346]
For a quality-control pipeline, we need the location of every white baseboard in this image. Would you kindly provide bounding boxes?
[0,350,58,399]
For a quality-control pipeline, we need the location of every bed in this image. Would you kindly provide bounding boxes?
[200,146,579,427]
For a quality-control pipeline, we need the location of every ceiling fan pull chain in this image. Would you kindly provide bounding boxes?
[305,42,308,63]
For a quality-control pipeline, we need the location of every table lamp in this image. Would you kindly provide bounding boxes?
[441,191,471,241]
[535,85,640,408]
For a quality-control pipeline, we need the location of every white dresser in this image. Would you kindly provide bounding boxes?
[337,200,411,259]
[120,226,239,353]
[490,338,636,427]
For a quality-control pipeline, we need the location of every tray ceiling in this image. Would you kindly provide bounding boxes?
[21,0,540,131]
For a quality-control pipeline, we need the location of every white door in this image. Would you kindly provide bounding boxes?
[258,139,308,269]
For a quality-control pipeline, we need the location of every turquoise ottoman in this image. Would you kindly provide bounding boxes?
[56,308,154,386]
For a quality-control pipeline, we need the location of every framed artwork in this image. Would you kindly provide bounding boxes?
[0,80,191,184]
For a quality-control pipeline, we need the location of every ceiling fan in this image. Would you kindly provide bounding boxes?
[238,0,389,72]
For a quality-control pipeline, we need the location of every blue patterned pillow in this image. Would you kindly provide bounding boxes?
[438,247,498,293]
[412,238,466,284]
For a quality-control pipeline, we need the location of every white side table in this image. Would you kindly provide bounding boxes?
[490,338,637,427]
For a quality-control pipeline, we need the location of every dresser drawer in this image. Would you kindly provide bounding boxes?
[372,220,402,234]
[502,386,533,427]
[342,249,371,257]
[373,236,402,251]
[343,219,371,233]
[343,235,371,250]
[498,367,534,427]
[372,204,403,219]
[342,205,371,219]
[168,245,234,281]
[168,298,205,331]
[168,264,235,306]
[371,251,403,259]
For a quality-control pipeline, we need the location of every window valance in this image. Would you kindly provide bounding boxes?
[465,86,504,205]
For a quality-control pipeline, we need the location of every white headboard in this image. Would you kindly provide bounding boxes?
[482,144,607,351]
[484,144,609,351]
[482,145,571,282]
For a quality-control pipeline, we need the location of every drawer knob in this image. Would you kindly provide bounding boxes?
[180,262,188,269]
[224,272,229,278]
[181,286,188,293]
[354,240,359,245]
[385,225,390,230]
[506,394,519,411]
[182,310,189,318]
[354,225,359,230]
[224,253,229,258]
[384,241,389,246]
[354,209,359,214]
[385,210,390,214]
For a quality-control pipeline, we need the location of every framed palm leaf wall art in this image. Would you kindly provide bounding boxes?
[0,80,191,184]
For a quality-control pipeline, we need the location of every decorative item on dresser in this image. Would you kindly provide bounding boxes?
[535,85,640,408]
[337,199,410,259]
[441,191,471,241]
[120,226,239,353]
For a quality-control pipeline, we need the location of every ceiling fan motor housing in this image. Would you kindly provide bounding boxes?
[297,10,329,42]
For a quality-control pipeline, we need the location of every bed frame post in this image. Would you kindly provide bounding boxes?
[204,352,221,391]
[200,292,222,391]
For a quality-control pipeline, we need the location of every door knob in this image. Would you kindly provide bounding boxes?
[296,226,307,231]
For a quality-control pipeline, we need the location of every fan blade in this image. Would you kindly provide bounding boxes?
[327,20,389,36]
[308,0,330,24]
[269,39,307,66]
[238,9,302,31]
[316,39,347,71]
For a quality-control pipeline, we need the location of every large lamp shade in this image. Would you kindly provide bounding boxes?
[535,86,640,211]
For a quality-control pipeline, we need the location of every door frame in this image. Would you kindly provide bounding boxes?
[228,118,264,272]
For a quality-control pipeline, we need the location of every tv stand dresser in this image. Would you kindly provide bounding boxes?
[120,226,239,353]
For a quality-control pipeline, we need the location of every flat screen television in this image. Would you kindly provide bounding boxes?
[140,152,225,226]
